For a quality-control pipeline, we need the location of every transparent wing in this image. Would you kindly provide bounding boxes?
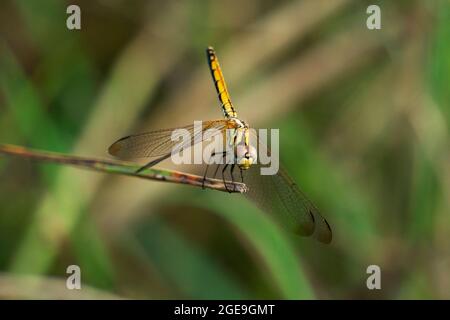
[243,130,332,243]
[108,119,230,159]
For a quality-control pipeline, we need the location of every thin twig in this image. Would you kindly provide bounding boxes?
[0,144,247,193]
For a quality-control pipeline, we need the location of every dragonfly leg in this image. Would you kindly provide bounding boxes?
[203,151,228,189]
[222,164,231,193]
[213,151,228,178]
[239,168,244,183]
[230,164,237,192]
[212,164,221,179]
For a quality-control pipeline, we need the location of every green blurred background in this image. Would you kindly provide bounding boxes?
[0,0,449,299]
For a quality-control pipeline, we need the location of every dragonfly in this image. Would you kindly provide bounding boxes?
[108,46,332,243]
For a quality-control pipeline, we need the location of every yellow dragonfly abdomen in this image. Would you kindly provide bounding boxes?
[206,47,237,119]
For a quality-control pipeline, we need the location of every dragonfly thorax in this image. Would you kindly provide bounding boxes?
[229,117,248,129]
[227,118,255,169]
[230,117,256,170]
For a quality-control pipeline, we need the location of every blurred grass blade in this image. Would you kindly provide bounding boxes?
[8,2,185,277]
[185,191,315,299]
[133,216,248,299]
[0,273,123,300]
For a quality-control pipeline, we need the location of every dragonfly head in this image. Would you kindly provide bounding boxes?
[236,144,257,170]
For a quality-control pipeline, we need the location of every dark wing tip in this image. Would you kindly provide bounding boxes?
[316,217,333,244]
[309,210,315,223]
[293,210,315,237]
[108,136,129,156]
[108,143,121,156]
